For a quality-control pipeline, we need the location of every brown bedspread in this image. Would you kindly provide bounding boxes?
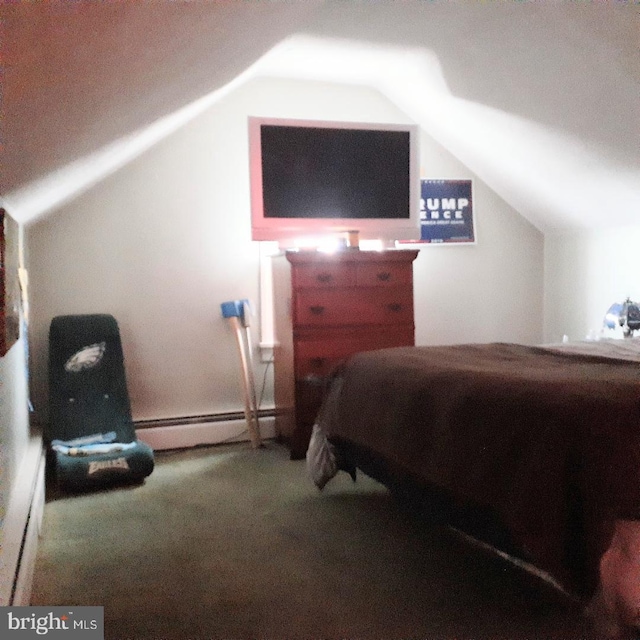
[322,343,640,597]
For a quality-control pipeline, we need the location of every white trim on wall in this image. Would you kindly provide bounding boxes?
[258,241,280,354]
[136,415,276,451]
[12,455,45,606]
[0,433,45,606]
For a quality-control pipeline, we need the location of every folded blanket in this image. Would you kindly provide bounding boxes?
[51,431,117,448]
[51,431,136,457]
[52,442,137,457]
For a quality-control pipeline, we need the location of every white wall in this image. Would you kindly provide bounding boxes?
[26,75,543,427]
[0,305,31,588]
[544,225,640,344]
[0,332,31,504]
[413,134,543,347]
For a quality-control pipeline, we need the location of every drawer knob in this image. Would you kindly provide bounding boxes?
[377,272,392,282]
[387,302,402,312]
[309,305,325,315]
[316,273,333,284]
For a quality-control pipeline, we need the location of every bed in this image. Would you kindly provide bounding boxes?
[307,338,640,637]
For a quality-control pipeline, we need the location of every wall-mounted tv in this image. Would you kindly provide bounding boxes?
[249,117,420,245]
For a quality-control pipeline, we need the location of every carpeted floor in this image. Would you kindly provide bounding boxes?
[31,441,593,639]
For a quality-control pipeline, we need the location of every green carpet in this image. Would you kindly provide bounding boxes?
[31,441,591,639]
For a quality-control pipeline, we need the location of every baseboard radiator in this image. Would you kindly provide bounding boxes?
[135,410,276,451]
[0,432,46,606]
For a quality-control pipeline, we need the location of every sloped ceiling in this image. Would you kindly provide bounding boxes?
[1,0,638,232]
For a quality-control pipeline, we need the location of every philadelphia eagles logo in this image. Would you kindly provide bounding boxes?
[64,342,106,372]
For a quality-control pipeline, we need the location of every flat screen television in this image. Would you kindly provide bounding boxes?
[249,117,420,245]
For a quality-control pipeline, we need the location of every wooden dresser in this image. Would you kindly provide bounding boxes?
[272,249,419,459]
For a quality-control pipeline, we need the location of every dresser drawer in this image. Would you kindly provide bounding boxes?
[294,263,356,288]
[295,338,360,379]
[294,382,325,434]
[356,262,413,287]
[295,288,413,326]
[295,328,414,379]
